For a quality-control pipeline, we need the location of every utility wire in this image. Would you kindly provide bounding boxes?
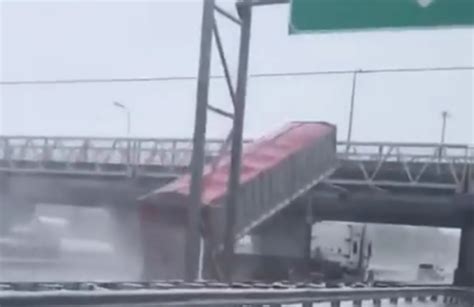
[1,66,472,86]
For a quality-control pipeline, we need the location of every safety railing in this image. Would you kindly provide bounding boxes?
[0,136,225,166]
[0,137,472,182]
[0,137,225,176]
[339,142,473,163]
[331,142,474,190]
[0,281,472,306]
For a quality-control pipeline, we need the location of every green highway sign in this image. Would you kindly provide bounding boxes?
[290,0,474,34]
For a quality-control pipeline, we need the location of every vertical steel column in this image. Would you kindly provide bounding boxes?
[186,0,215,282]
[357,223,368,271]
[0,174,9,235]
[304,198,313,271]
[223,0,253,282]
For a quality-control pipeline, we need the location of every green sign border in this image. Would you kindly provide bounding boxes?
[289,0,474,34]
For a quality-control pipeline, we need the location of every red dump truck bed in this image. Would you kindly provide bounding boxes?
[138,121,337,280]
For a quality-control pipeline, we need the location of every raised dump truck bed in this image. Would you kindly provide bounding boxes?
[139,122,337,279]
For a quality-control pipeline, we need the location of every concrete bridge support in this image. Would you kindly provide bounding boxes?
[108,204,142,261]
[249,210,312,280]
[252,212,310,259]
[0,174,35,235]
[454,164,474,287]
[0,175,9,235]
[140,207,187,280]
[454,219,474,287]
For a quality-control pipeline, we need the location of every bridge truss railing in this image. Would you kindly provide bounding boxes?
[0,137,224,173]
[0,282,472,306]
[340,142,473,162]
[333,142,474,190]
[0,137,472,182]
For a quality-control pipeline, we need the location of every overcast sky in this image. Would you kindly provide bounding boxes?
[0,0,473,143]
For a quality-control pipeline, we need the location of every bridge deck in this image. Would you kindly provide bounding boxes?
[0,137,472,228]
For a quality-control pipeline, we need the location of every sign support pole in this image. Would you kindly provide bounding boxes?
[223,0,253,282]
[186,0,215,282]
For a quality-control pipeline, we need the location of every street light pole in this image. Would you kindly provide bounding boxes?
[113,101,132,170]
[113,101,131,137]
[440,110,450,145]
[346,71,359,153]
[438,110,450,160]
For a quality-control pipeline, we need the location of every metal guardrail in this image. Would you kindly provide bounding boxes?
[0,137,472,187]
[332,142,474,190]
[1,137,472,165]
[0,137,224,167]
[0,281,472,306]
[340,141,474,162]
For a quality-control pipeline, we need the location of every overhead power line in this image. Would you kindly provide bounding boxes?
[0,76,197,85]
[1,65,472,86]
[252,66,474,78]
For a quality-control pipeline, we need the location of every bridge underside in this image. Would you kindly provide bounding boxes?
[304,189,472,228]
[0,173,173,207]
[1,161,472,231]
[0,173,174,234]
[301,159,473,228]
